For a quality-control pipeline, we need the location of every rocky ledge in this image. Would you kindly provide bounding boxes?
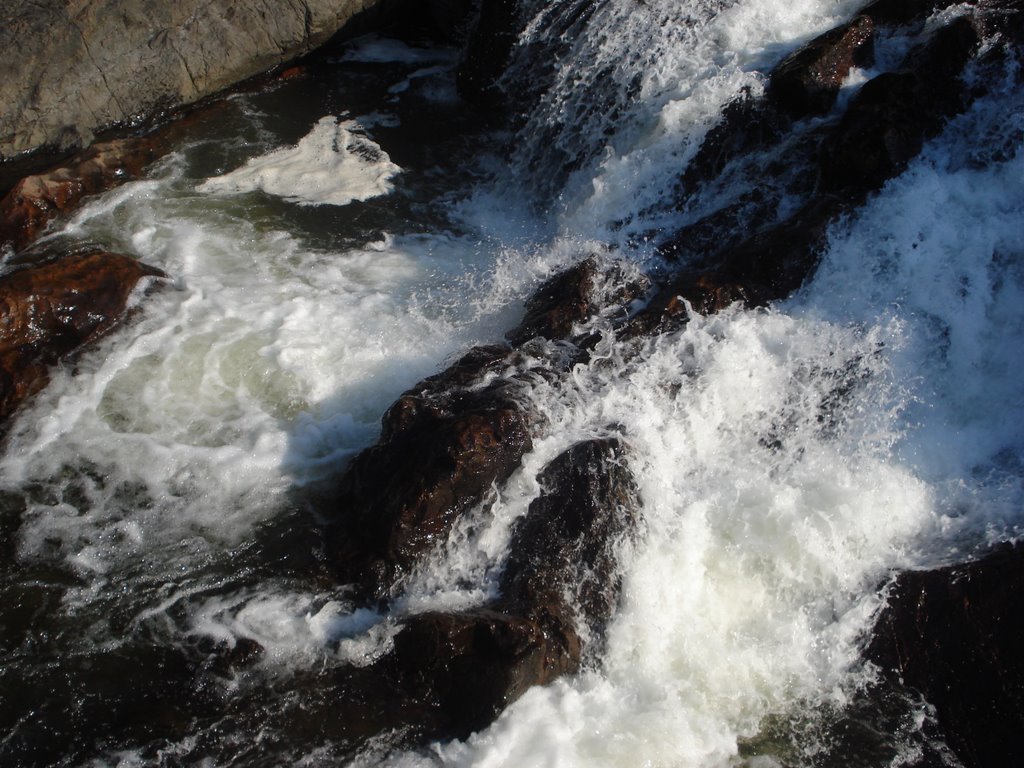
[0,0,472,161]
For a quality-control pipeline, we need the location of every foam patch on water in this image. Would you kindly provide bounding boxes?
[198,116,401,206]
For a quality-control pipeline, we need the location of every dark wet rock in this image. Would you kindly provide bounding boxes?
[820,15,981,193]
[457,0,524,106]
[501,437,639,645]
[680,92,790,196]
[639,196,844,336]
[652,9,994,338]
[343,438,638,739]
[505,258,648,345]
[0,251,166,422]
[867,542,1024,768]
[860,0,952,27]
[383,608,577,737]
[768,15,875,118]
[328,344,533,597]
[0,138,167,253]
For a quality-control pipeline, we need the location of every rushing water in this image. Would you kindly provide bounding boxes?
[2,1,1023,766]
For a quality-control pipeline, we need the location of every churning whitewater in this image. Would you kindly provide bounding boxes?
[1,0,1022,766]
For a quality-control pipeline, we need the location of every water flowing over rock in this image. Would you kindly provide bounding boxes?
[0,0,1021,763]
[649,4,995,332]
[327,344,534,596]
[768,15,876,118]
[500,437,639,649]
[820,15,981,193]
[0,251,165,422]
[336,438,638,740]
[0,138,168,253]
[505,256,648,345]
[868,543,1024,768]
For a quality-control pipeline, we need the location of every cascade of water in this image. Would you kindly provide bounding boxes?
[0,1,1021,766]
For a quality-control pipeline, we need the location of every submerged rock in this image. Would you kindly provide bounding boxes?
[867,543,1024,768]
[0,251,165,422]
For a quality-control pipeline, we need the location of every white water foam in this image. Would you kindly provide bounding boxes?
[1,144,538,580]
[198,116,401,206]
[2,1,1022,765]
[371,5,1024,768]
[505,0,866,239]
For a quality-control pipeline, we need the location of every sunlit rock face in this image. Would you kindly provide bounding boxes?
[0,0,474,160]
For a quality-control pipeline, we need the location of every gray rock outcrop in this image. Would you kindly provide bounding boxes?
[0,0,389,160]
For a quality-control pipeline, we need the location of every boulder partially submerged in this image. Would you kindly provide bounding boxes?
[0,251,165,422]
[320,438,639,742]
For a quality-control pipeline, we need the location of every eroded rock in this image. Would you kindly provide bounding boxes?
[0,251,165,421]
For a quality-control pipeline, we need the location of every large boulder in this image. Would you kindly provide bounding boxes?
[500,437,639,646]
[867,543,1024,768]
[0,251,165,422]
[361,438,639,739]
[0,0,390,160]
[327,344,533,596]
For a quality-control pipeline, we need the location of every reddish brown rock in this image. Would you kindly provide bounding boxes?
[0,251,165,421]
[768,15,875,117]
[328,345,533,596]
[384,609,577,737]
[501,438,639,645]
[867,542,1024,768]
[0,138,166,253]
[359,438,638,738]
[505,257,648,345]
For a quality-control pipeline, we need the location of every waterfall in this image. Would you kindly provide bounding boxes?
[1,1,1022,766]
